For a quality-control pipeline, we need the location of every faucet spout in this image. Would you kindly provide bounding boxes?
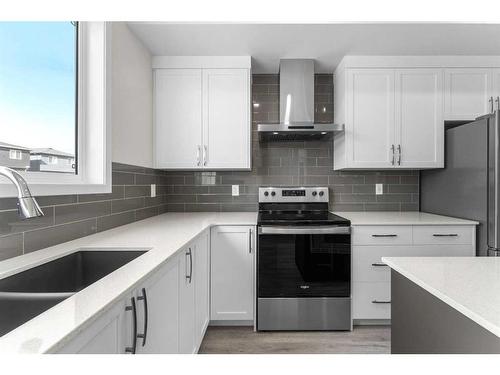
[0,166,44,219]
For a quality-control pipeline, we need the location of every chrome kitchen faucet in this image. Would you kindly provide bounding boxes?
[0,166,44,219]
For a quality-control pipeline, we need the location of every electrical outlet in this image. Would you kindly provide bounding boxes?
[151,184,156,198]
[232,185,239,196]
[375,184,383,195]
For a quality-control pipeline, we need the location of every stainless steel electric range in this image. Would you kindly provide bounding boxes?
[256,187,351,331]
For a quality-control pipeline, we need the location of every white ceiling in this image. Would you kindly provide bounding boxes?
[127,23,500,73]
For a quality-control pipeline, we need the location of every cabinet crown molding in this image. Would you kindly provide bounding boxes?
[152,56,252,69]
[335,56,500,72]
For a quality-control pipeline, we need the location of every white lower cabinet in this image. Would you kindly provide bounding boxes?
[210,226,255,322]
[179,230,210,354]
[56,296,131,354]
[194,230,210,342]
[352,224,476,322]
[57,229,212,354]
[135,256,180,354]
[179,245,196,353]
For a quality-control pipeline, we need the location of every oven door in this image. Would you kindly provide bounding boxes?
[257,225,351,298]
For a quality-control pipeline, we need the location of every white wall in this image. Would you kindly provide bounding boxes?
[112,22,153,168]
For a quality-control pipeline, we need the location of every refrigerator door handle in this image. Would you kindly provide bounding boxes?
[490,97,494,114]
[494,109,500,251]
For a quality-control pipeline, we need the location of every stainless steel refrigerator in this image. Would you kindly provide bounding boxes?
[421,110,500,257]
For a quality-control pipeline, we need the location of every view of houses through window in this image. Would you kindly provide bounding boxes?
[0,22,78,174]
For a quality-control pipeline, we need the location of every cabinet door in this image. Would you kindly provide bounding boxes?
[444,68,492,120]
[203,69,251,169]
[135,256,180,354]
[155,69,203,169]
[56,296,130,354]
[194,230,210,348]
[346,69,396,168]
[395,69,444,168]
[211,226,254,321]
[178,246,196,353]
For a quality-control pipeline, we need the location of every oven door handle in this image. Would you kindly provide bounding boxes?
[258,226,350,235]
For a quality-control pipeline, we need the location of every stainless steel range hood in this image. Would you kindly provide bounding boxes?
[257,59,344,141]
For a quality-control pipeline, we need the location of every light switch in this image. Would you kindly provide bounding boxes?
[375,184,383,195]
[232,185,239,196]
[151,184,156,198]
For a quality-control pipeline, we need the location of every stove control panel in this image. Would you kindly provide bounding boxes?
[259,187,329,203]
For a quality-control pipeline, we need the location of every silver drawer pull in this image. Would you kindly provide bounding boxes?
[432,233,458,237]
[371,262,388,267]
[372,300,391,304]
[371,234,397,237]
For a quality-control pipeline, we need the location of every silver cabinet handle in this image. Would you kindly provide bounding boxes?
[490,96,494,113]
[249,228,253,253]
[124,297,137,354]
[372,300,391,304]
[186,248,193,283]
[496,96,500,111]
[136,288,148,347]
[433,233,458,237]
[196,145,201,166]
[397,144,401,165]
[371,262,388,267]
[371,234,397,237]
[203,145,208,166]
[390,144,395,165]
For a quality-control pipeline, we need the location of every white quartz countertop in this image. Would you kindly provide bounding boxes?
[382,257,500,338]
[334,211,479,226]
[0,212,256,354]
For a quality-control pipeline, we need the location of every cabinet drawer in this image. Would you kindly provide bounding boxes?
[352,246,412,282]
[412,225,473,245]
[352,282,391,320]
[352,226,412,245]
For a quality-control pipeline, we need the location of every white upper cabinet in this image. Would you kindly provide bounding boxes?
[203,69,251,169]
[444,68,492,120]
[396,69,444,168]
[154,57,251,170]
[154,69,203,169]
[345,69,395,169]
[334,56,500,170]
[335,66,443,170]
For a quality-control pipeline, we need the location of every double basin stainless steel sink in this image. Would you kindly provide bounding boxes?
[0,250,147,337]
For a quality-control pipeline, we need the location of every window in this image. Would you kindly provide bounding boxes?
[0,22,77,174]
[0,22,111,197]
[9,150,22,160]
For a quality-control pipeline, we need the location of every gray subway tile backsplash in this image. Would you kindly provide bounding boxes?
[0,233,23,261]
[23,219,98,254]
[0,162,172,260]
[0,73,419,262]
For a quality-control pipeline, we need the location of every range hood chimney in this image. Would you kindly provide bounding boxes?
[257,59,344,141]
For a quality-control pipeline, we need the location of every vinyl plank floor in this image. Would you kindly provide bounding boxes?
[199,326,391,354]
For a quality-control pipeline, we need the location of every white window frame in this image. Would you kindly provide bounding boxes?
[0,22,112,198]
[9,150,22,160]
